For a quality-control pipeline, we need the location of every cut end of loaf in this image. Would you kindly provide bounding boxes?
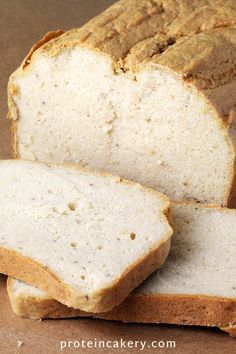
[8,46,234,206]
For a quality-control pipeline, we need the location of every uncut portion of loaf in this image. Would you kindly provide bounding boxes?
[0,160,172,312]
[8,202,236,336]
[8,0,236,206]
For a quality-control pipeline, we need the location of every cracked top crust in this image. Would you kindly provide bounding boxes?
[29,0,236,90]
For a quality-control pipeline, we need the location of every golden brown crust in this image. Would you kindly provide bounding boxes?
[7,277,89,319]
[36,0,236,84]
[97,294,236,337]
[172,198,236,212]
[7,280,236,336]
[10,122,18,159]
[221,324,236,337]
[7,77,21,158]
[10,0,236,86]
[1,238,171,313]
[22,30,64,69]
[141,28,236,90]
[226,164,236,208]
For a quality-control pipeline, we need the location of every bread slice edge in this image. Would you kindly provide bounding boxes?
[7,278,236,337]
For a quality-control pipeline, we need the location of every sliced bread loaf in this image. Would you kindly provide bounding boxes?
[7,202,236,336]
[8,0,236,206]
[0,160,172,312]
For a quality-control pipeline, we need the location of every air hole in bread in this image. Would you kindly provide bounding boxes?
[70,242,77,248]
[68,202,76,211]
[130,232,136,240]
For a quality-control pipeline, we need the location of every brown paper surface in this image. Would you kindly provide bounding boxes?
[0,1,235,353]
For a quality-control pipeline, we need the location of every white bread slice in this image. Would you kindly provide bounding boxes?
[7,202,236,336]
[8,0,236,206]
[0,160,172,312]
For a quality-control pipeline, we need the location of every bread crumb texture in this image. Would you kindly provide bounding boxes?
[0,160,172,312]
[8,202,236,336]
[8,0,236,206]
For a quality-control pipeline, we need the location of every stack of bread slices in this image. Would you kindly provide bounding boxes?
[2,0,236,336]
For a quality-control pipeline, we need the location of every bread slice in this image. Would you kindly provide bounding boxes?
[8,0,236,206]
[7,202,236,336]
[0,160,172,312]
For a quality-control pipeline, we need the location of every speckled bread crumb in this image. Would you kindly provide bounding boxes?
[7,201,236,337]
[0,159,172,312]
[8,0,236,206]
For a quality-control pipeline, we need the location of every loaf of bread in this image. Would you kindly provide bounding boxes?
[7,202,236,336]
[8,0,236,206]
[0,160,172,312]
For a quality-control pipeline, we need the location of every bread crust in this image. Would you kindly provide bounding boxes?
[97,294,236,337]
[7,281,236,337]
[1,239,171,313]
[22,30,64,69]
[7,0,236,206]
